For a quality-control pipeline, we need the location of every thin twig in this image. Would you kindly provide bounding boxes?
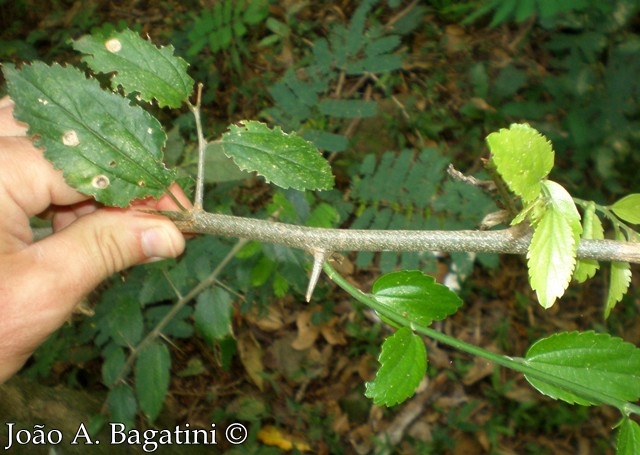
[188,83,206,210]
[101,238,248,414]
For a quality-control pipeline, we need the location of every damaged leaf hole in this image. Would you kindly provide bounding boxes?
[91,175,110,189]
[138,180,146,187]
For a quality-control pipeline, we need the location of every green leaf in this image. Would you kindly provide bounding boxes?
[135,340,171,422]
[574,201,604,283]
[527,181,582,308]
[371,271,462,327]
[365,327,427,406]
[617,418,640,455]
[486,123,554,204]
[203,141,251,183]
[318,99,378,118]
[306,203,340,228]
[73,29,194,108]
[107,384,137,429]
[101,344,126,386]
[221,121,334,191]
[3,63,176,207]
[109,298,143,347]
[605,260,631,319]
[610,194,640,224]
[524,331,640,406]
[194,288,234,345]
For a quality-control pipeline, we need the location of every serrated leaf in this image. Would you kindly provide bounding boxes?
[135,340,171,422]
[610,194,640,224]
[618,418,640,455]
[73,29,194,108]
[524,331,640,406]
[486,123,554,204]
[194,288,234,346]
[605,260,631,319]
[527,181,582,308]
[365,327,427,406]
[109,298,143,347]
[108,384,137,429]
[3,63,176,207]
[574,201,604,283]
[221,121,334,191]
[101,344,126,386]
[371,271,462,327]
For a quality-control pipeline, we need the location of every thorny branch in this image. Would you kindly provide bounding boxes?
[167,209,640,264]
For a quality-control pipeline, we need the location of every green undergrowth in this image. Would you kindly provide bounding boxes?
[3,0,640,453]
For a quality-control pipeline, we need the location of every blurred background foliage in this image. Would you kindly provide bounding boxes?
[1,0,639,453]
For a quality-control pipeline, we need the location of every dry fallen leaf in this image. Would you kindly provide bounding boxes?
[291,309,320,350]
[257,425,311,452]
[237,330,265,391]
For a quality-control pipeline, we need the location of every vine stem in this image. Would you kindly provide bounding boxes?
[322,262,640,416]
[167,210,640,264]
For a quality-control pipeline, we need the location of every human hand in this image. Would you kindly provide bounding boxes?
[0,96,189,382]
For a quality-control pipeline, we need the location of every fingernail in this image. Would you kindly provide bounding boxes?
[141,227,179,259]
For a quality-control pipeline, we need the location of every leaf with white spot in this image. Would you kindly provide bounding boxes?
[3,62,176,207]
[73,29,194,108]
[220,121,334,191]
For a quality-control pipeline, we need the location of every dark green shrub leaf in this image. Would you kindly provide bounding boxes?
[610,194,640,224]
[365,327,427,406]
[301,129,348,153]
[3,63,176,207]
[107,384,137,429]
[135,340,171,422]
[524,331,640,406]
[221,121,334,191]
[371,271,462,326]
[617,418,640,455]
[109,298,143,347]
[194,288,234,346]
[102,344,126,386]
[486,123,554,204]
[73,29,194,108]
[318,99,378,119]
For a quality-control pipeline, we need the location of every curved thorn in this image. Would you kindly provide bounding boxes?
[306,249,328,302]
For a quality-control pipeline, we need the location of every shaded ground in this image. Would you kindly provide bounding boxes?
[1,1,638,454]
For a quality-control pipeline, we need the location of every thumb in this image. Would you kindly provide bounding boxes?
[16,208,184,325]
[0,209,185,380]
[35,208,185,299]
